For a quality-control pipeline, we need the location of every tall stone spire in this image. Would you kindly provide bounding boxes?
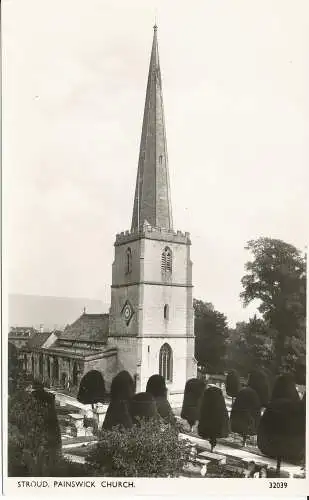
[131,25,173,232]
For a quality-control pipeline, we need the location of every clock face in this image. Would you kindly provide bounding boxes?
[122,300,134,325]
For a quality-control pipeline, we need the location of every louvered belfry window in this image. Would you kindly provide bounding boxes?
[126,247,132,274]
[159,343,173,382]
[161,246,172,276]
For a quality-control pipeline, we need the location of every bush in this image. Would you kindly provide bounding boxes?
[8,388,61,476]
[129,392,159,423]
[87,418,190,477]
[181,378,205,429]
[198,386,229,451]
[271,373,300,402]
[247,369,270,407]
[146,374,167,397]
[102,399,133,430]
[146,374,176,425]
[257,398,305,472]
[77,370,106,407]
[225,370,241,399]
[103,371,135,430]
[230,387,260,446]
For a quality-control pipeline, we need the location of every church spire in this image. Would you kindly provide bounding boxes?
[131,25,173,232]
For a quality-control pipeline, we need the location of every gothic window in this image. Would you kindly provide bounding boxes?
[159,154,163,164]
[161,246,172,275]
[159,343,173,382]
[125,247,132,274]
[164,304,169,320]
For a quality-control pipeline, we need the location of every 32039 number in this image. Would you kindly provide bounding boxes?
[269,482,288,488]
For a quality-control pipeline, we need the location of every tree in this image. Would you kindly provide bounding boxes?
[198,386,229,451]
[247,369,270,407]
[194,300,229,373]
[87,419,190,477]
[225,370,241,402]
[103,371,134,430]
[146,375,176,425]
[226,318,275,378]
[129,392,159,423]
[230,387,261,446]
[181,378,205,431]
[271,373,300,402]
[240,238,306,371]
[8,387,61,476]
[77,370,106,410]
[257,398,305,473]
[109,370,135,401]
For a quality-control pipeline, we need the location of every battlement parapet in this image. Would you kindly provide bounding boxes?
[115,224,191,246]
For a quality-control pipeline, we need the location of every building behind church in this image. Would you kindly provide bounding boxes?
[15,26,197,406]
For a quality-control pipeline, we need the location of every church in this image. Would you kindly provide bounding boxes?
[20,26,196,406]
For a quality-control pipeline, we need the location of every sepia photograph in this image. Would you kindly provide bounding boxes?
[2,0,308,493]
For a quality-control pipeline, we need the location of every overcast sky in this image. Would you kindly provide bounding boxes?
[4,0,309,326]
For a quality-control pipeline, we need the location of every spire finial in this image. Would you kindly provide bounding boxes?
[154,9,158,31]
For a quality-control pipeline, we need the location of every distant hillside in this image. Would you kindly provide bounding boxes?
[9,294,109,331]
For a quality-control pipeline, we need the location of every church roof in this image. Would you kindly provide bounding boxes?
[26,331,55,349]
[58,313,109,343]
[131,25,173,232]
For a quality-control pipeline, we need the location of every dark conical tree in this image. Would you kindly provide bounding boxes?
[181,378,205,431]
[248,369,270,407]
[129,392,159,424]
[77,370,106,409]
[146,374,176,425]
[197,386,229,452]
[225,370,241,403]
[103,371,135,430]
[110,370,135,401]
[271,373,300,402]
[257,398,305,474]
[230,387,261,446]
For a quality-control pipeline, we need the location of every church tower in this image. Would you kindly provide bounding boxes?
[109,26,196,405]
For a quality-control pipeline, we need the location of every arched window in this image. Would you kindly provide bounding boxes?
[159,154,163,164]
[125,247,132,274]
[161,246,172,275]
[164,304,169,320]
[159,343,173,382]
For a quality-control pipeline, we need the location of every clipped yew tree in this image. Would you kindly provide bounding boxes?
[271,373,300,402]
[129,392,159,424]
[146,374,176,425]
[87,417,190,477]
[198,386,229,452]
[225,370,241,403]
[103,371,134,430]
[230,387,261,446]
[248,369,270,407]
[257,398,305,474]
[9,385,61,476]
[77,370,106,410]
[181,378,205,431]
